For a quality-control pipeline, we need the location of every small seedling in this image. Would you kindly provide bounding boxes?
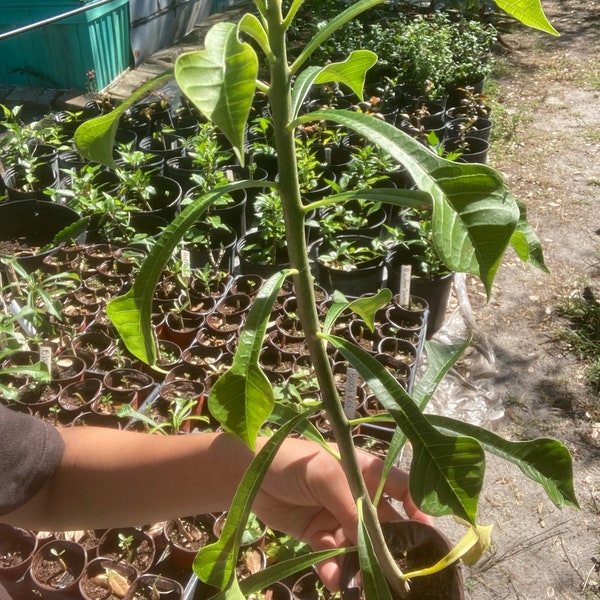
[118,533,135,563]
[49,547,67,572]
[91,567,131,597]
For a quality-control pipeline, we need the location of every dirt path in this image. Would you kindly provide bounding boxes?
[440,0,600,597]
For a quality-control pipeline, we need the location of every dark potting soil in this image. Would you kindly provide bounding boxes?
[32,557,77,590]
[0,237,43,257]
[82,578,129,600]
[167,519,211,551]
[102,540,154,574]
[0,548,27,568]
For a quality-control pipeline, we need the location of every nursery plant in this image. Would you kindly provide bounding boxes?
[74,0,575,597]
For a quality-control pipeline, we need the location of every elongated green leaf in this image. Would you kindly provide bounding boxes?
[315,50,377,101]
[291,66,324,121]
[1,364,50,380]
[298,110,522,297]
[291,0,384,73]
[208,548,351,600]
[269,402,332,448]
[357,499,395,600]
[427,415,580,510]
[412,340,472,408]
[208,271,294,448]
[495,0,559,35]
[53,217,89,246]
[283,0,306,28]
[175,22,258,165]
[401,527,480,579]
[303,187,431,216]
[106,182,265,364]
[325,334,484,524]
[291,52,377,119]
[74,73,173,168]
[510,197,548,272]
[322,289,392,335]
[194,410,313,588]
[375,341,469,505]
[238,13,272,60]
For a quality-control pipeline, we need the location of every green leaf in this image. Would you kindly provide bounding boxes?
[269,402,331,447]
[194,410,313,589]
[303,187,432,215]
[375,338,471,505]
[427,415,580,510]
[324,334,485,525]
[322,289,392,335]
[495,0,559,35]
[74,111,121,169]
[53,217,89,246]
[348,289,392,331]
[220,573,245,600]
[175,22,258,165]
[413,340,472,409]
[291,66,323,121]
[401,526,480,579]
[238,13,272,60]
[289,46,410,123]
[74,73,173,168]
[106,182,262,364]
[208,271,295,449]
[207,549,351,600]
[510,197,548,272]
[314,50,377,101]
[298,110,522,298]
[291,0,384,72]
[357,499,395,600]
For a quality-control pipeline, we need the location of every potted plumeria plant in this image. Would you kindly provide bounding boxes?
[74,0,575,598]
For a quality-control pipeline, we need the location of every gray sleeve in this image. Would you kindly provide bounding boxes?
[0,405,65,516]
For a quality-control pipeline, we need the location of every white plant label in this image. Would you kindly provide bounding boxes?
[39,344,53,374]
[344,367,359,419]
[399,264,412,307]
[180,248,191,278]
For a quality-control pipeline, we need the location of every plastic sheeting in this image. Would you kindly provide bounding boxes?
[421,273,505,427]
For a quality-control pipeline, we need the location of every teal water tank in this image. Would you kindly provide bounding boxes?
[0,0,131,90]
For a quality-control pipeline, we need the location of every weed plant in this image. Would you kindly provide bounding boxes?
[555,283,600,391]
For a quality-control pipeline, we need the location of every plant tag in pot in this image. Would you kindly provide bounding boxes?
[39,343,53,373]
[180,248,191,278]
[344,367,359,419]
[399,264,412,307]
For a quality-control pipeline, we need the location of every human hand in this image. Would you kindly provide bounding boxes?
[252,437,433,591]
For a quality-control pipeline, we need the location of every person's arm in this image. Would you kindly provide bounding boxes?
[3,426,431,590]
[2,427,257,530]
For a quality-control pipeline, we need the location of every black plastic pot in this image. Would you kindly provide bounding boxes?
[2,163,58,201]
[315,236,385,298]
[444,117,493,142]
[442,136,490,164]
[386,247,454,338]
[237,231,290,278]
[185,222,238,273]
[0,199,84,273]
[341,520,464,600]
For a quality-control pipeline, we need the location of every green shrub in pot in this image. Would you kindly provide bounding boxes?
[74,0,574,597]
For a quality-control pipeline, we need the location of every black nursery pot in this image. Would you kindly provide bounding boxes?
[3,163,58,201]
[315,236,385,298]
[0,524,38,581]
[340,520,464,600]
[0,199,84,273]
[442,136,490,164]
